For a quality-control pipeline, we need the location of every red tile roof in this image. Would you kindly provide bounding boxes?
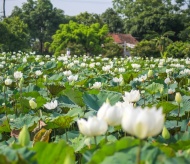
[109,33,138,45]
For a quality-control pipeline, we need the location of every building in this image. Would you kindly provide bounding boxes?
[109,33,138,56]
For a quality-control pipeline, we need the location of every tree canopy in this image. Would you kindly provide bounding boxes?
[49,21,110,56]
[11,0,66,53]
[0,17,30,52]
[113,0,188,41]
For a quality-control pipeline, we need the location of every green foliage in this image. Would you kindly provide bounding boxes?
[83,90,122,110]
[113,0,186,41]
[11,0,66,53]
[166,41,190,58]
[75,12,103,26]
[130,40,160,57]
[0,52,190,163]
[49,21,109,56]
[0,17,30,52]
[32,140,75,164]
[101,8,124,33]
[102,42,123,58]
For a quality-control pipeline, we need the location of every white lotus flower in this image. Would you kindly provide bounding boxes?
[164,77,171,85]
[44,100,58,110]
[39,61,44,66]
[138,74,147,82]
[89,63,95,68]
[97,101,123,126]
[168,88,175,94]
[121,106,165,139]
[92,82,102,89]
[5,78,12,85]
[80,63,86,67]
[35,70,42,76]
[118,68,125,73]
[23,57,27,63]
[14,71,23,79]
[113,76,123,83]
[63,70,72,76]
[77,116,108,137]
[123,90,140,103]
[131,64,141,69]
[102,65,111,72]
[67,75,78,82]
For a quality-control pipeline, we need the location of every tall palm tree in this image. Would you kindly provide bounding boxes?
[145,31,175,58]
[3,0,6,18]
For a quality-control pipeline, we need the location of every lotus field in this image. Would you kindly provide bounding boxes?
[0,52,190,164]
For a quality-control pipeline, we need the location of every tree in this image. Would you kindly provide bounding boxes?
[101,8,124,33]
[0,17,30,52]
[153,31,175,58]
[130,40,160,58]
[11,0,66,54]
[3,0,6,18]
[112,0,186,40]
[49,21,110,56]
[75,12,103,26]
[166,41,190,58]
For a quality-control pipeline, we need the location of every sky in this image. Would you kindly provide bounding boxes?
[0,0,113,17]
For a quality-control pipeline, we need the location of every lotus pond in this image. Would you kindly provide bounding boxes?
[0,52,190,164]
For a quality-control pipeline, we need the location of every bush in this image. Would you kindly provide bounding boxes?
[166,41,190,58]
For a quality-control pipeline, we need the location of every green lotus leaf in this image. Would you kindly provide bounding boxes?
[9,114,40,130]
[45,115,74,129]
[43,61,57,70]
[83,90,122,110]
[145,82,164,95]
[88,137,140,164]
[63,88,85,107]
[156,102,178,114]
[46,84,65,96]
[32,140,75,164]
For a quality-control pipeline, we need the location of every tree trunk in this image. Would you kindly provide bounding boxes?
[3,0,6,18]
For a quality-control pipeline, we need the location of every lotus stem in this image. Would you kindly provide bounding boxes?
[177,103,180,126]
[105,131,108,142]
[152,94,154,103]
[3,86,6,106]
[39,109,43,118]
[94,136,97,147]
[65,129,68,142]
[136,139,142,164]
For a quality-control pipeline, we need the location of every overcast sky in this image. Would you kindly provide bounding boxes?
[0,0,113,17]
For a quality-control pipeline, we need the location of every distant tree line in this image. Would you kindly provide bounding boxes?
[0,0,190,58]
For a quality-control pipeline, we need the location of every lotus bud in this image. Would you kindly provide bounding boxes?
[147,70,153,78]
[18,125,30,146]
[29,98,37,109]
[43,75,47,83]
[119,80,125,86]
[19,77,24,88]
[160,87,163,94]
[175,92,182,104]
[2,86,5,92]
[162,126,170,139]
[5,78,12,86]
[106,98,110,104]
